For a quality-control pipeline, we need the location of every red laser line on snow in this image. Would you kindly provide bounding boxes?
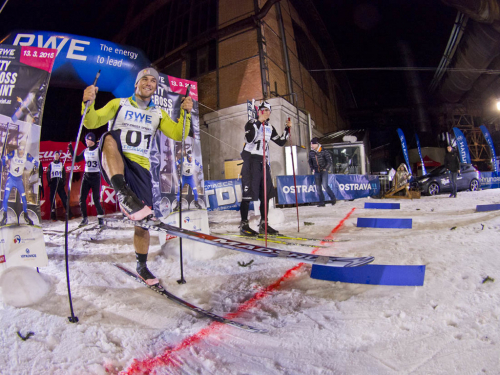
[120,208,356,375]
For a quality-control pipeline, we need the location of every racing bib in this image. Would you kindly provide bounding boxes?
[50,162,63,179]
[84,148,100,173]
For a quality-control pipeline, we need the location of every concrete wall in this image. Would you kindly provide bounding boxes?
[201,97,315,180]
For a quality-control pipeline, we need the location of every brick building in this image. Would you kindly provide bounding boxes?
[113,0,351,179]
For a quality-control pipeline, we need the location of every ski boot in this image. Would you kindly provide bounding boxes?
[116,185,152,221]
[259,219,279,235]
[239,220,258,236]
[136,262,159,286]
[0,211,7,226]
[172,200,180,212]
[193,200,202,209]
[22,211,34,226]
[51,210,57,222]
[79,217,88,227]
[98,216,105,228]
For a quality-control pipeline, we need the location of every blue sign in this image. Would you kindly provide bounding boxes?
[204,179,253,211]
[3,30,151,97]
[480,171,500,190]
[396,128,412,175]
[415,133,427,175]
[452,127,471,164]
[480,125,497,172]
[276,175,380,204]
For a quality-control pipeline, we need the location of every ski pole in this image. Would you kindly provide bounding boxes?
[64,70,100,324]
[177,84,191,285]
[262,116,268,247]
[287,117,300,232]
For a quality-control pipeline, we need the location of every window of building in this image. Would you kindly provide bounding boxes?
[188,40,217,79]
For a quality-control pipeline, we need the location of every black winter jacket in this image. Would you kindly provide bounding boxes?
[308,145,332,173]
[444,149,460,173]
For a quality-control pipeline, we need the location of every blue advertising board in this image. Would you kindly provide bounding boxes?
[480,172,500,190]
[204,179,253,211]
[276,175,380,204]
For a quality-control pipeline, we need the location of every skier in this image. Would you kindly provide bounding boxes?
[46,150,74,221]
[308,137,336,207]
[0,143,38,226]
[239,102,291,236]
[81,67,193,285]
[173,150,202,211]
[68,132,105,227]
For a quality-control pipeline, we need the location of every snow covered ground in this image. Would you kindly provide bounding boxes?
[1,190,499,375]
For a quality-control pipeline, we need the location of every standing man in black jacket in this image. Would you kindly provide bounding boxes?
[444,145,461,198]
[69,132,105,227]
[309,137,336,207]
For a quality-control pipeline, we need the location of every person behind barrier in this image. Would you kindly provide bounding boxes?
[308,137,336,207]
[444,145,460,198]
[68,132,105,227]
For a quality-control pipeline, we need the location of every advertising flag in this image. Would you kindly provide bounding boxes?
[396,128,412,175]
[415,133,427,175]
[480,125,497,172]
[452,127,471,164]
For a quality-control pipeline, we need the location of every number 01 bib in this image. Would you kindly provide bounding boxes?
[110,101,161,159]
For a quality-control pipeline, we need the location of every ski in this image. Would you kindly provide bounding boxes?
[225,234,328,248]
[110,219,374,267]
[216,232,349,243]
[114,263,267,333]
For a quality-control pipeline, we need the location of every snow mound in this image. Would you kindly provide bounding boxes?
[0,266,51,307]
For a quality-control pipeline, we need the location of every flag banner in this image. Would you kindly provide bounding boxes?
[149,74,208,233]
[415,133,426,175]
[452,127,471,164]
[247,100,257,121]
[396,128,412,175]
[276,174,380,204]
[0,45,56,272]
[479,125,497,172]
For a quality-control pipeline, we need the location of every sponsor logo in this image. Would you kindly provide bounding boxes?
[21,248,36,258]
[0,255,5,263]
[13,235,36,244]
[339,183,372,191]
[13,235,21,244]
[282,185,317,194]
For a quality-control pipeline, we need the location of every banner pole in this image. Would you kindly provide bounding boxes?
[262,115,268,247]
[177,84,191,285]
[64,70,100,323]
[287,117,300,232]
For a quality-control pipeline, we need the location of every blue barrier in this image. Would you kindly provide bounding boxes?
[364,202,400,209]
[476,204,500,212]
[311,264,426,286]
[357,218,412,229]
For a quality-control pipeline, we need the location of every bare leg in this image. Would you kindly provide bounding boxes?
[101,134,124,178]
[134,226,150,255]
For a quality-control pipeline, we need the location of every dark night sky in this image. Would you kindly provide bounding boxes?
[0,0,458,143]
[313,0,457,109]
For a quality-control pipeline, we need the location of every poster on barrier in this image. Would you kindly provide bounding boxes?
[0,45,56,272]
[149,74,208,234]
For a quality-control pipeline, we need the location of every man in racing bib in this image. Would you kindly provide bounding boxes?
[0,143,38,226]
[69,132,105,227]
[239,102,291,236]
[173,150,202,211]
[47,150,74,221]
[82,67,193,285]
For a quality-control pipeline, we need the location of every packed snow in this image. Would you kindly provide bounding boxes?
[1,190,499,374]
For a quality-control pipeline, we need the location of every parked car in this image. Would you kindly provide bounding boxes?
[413,164,480,196]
